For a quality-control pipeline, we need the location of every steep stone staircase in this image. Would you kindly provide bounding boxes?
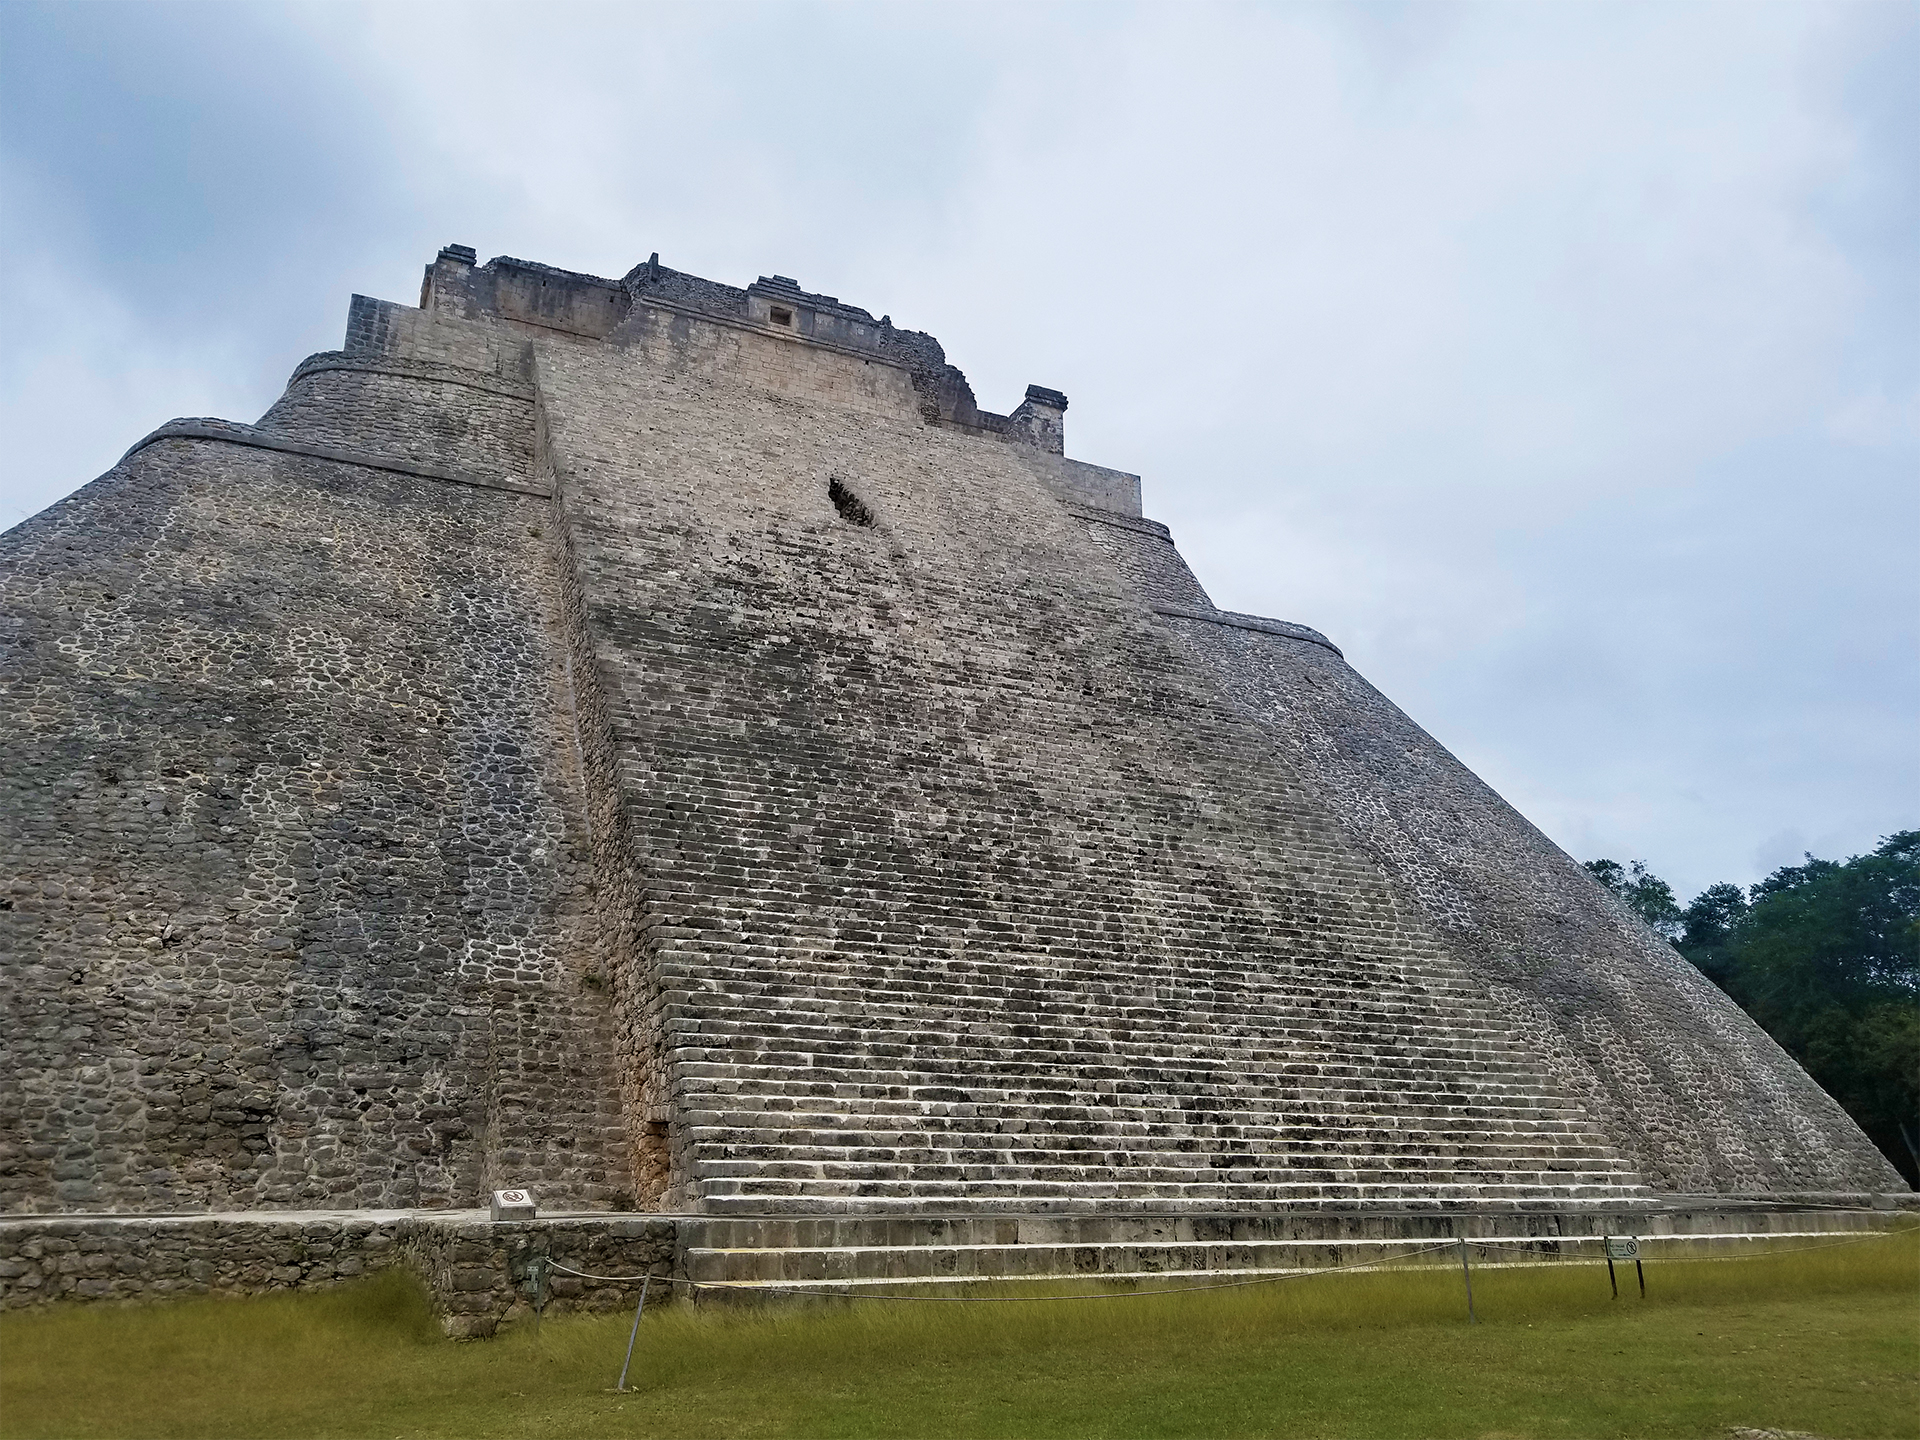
[668,944,1654,1214]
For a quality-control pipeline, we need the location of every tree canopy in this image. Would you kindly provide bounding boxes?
[1584,858,1684,941]
[1586,832,1920,1186]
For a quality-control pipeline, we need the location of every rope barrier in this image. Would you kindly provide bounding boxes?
[527,1217,1919,1364]
[1467,1227,1913,1261]
[1474,1228,1912,1259]
[540,1222,1912,1301]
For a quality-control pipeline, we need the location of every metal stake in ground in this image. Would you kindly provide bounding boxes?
[1457,1238,1477,1324]
[1605,1234,1618,1299]
[1605,1235,1641,1301]
[615,1272,652,1393]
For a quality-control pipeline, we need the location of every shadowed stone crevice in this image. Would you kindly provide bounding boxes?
[828,477,876,528]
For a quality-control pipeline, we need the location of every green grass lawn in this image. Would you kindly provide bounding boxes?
[3,1230,1916,1440]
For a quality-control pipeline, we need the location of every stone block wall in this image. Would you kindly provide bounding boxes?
[0,1214,410,1308]
[0,376,628,1212]
[0,1213,678,1338]
[1081,511,1216,610]
[344,294,533,382]
[258,354,537,484]
[1017,452,1145,518]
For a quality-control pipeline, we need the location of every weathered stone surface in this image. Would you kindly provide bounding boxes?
[0,245,1904,1232]
[0,335,624,1214]
[0,1211,676,1337]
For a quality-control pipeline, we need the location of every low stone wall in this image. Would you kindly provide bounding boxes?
[404,1215,676,1338]
[0,1211,679,1338]
[0,1213,411,1308]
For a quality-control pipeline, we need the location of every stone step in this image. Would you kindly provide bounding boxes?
[677,1103,1597,1145]
[692,1184,1659,1215]
[667,956,1518,995]
[671,1001,1530,1043]
[683,1128,1628,1159]
[675,1046,1550,1089]
[682,1142,1635,1175]
[681,1096,1606,1133]
[680,1206,1755,1250]
[685,1160,1639,1188]
[671,1029,1555,1078]
[672,1059,1574,1105]
[672,986,1539,1032]
[674,1095,1606,1137]
[672,996,1540,1049]
[683,1136,1628,1175]
[668,1036,1551,1075]
[696,1175,1651,1202]
[690,1162,1639,1189]
[685,1237,1471,1284]
[678,963,1518,999]
[675,1098,1605,1144]
[681,1109,1608,1142]
[669,1000,1536,1054]
[683,1225,1877,1289]
[666,950,1500,1002]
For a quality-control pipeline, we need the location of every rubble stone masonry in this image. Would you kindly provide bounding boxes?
[0,247,1902,1228]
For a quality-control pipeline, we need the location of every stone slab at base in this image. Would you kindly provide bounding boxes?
[3,1197,1910,1333]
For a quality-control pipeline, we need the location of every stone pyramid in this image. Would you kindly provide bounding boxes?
[0,246,1901,1218]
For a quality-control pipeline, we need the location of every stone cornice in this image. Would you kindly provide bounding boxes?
[291,352,535,402]
[1153,605,1344,658]
[121,420,552,500]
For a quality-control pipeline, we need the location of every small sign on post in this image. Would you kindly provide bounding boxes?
[1603,1235,1644,1299]
[491,1188,537,1222]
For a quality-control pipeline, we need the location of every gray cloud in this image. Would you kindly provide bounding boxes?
[3,0,1913,898]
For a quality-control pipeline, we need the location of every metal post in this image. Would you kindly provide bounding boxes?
[532,1256,549,1332]
[615,1272,651,1393]
[1605,1235,1618,1299]
[1634,1237,1645,1300]
[1458,1238,1477,1324]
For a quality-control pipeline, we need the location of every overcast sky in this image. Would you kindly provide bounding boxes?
[3,0,1914,900]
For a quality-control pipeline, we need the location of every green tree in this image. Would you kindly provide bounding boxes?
[1584,858,1684,941]
[1679,881,1749,988]
[1678,832,1920,1187]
